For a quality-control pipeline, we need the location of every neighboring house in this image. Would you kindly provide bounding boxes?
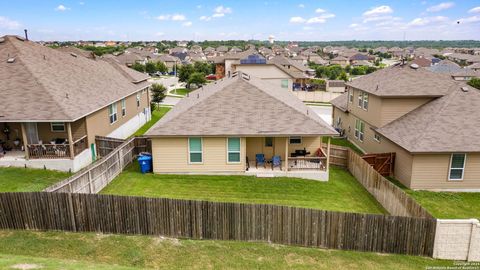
[214,49,257,79]
[0,35,151,172]
[468,62,480,71]
[410,56,432,68]
[351,60,374,67]
[108,51,146,66]
[330,56,349,67]
[451,69,480,81]
[326,80,346,93]
[349,53,374,63]
[153,54,181,72]
[56,46,96,60]
[330,65,480,190]
[427,60,462,74]
[145,72,338,181]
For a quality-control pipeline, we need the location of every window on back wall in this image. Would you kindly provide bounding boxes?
[109,103,117,124]
[188,137,203,163]
[289,136,302,144]
[265,137,273,147]
[227,137,241,163]
[50,122,65,132]
[355,119,364,142]
[362,92,369,110]
[349,89,353,103]
[449,153,466,180]
[358,91,363,108]
[136,93,140,107]
[281,79,289,89]
[121,98,126,117]
[374,133,381,142]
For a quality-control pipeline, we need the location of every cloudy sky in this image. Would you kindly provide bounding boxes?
[0,0,479,41]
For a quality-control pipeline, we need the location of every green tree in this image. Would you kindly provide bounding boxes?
[315,66,327,78]
[366,66,377,74]
[193,62,214,75]
[145,61,156,74]
[150,83,166,104]
[468,77,480,90]
[132,62,145,73]
[344,65,351,73]
[155,62,168,73]
[188,72,207,88]
[338,71,349,81]
[178,64,195,82]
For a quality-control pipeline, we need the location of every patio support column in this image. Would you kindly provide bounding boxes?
[67,122,74,160]
[326,137,331,172]
[285,138,288,172]
[20,123,29,160]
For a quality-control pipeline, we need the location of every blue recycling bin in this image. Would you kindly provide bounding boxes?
[138,154,152,174]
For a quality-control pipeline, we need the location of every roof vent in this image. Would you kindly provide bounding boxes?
[7,57,15,63]
[410,63,419,69]
[0,37,4,43]
[70,53,78,58]
[461,86,469,92]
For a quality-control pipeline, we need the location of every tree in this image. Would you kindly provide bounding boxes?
[315,66,327,78]
[132,62,145,73]
[338,71,348,82]
[178,64,195,82]
[145,61,156,74]
[366,66,377,74]
[155,61,168,73]
[344,65,351,73]
[150,83,166,104]
[188,72,207,88]
[193,62,214,75]
[468,77,480,90]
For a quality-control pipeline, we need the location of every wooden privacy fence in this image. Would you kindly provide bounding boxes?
[0,192,437,257]
[347,150,433,219]
[95,136,126,157]
[43,137,137,193]
[323,145,348,167]
[362,152,396,177]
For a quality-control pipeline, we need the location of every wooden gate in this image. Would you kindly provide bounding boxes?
[362,152,395,176]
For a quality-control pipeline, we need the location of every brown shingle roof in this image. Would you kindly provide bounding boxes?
[377,84,480,153]
[146,74,337,137]
[0,35,149,122]
[346,65,458,97]
[330,93,348,112]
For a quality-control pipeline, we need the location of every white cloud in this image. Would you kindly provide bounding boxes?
[156,15,170,20]
[426,2,454,12]
[408,16,449,26]
[171,14,186,21]
[0,16,21,29]
[55,4,70,11]
[290,16,306,23]
[298,4,305,8]
[363,5,393,17]
[349,23,360,28]
[155,32,164,37]
[469,7,480,13]
[315,8,326,13]
[214,6,232,14]
[199,15,211,21]
[303,26,313,30]
[182,21,192,27]
[306,13,335,24]
[79,2,84,5]
[456,15,480,24]
[156,14,186,21]
[212,13,225,18]
[362,15,400,23]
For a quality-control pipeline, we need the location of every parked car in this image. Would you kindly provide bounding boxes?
[205,74,217,80]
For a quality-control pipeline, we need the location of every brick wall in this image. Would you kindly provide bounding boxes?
[433,219,480,262]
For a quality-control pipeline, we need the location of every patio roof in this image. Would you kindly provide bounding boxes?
[146,73,338,137]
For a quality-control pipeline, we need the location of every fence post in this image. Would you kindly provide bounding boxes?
[118,149,124,171]
[67,193,77,232]
[88,170,93,194]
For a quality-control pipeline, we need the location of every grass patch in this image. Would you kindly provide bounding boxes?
[0,167,69,192]
[0,230,454,270]
[171,88,191,96]
[323,137,364,154]
[132,107,171,136]
[101,163,385,214]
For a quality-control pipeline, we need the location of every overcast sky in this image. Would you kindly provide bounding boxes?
[0,0,479,41]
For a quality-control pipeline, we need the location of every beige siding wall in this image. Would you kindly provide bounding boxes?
[245,136,321,161]
[152,137,246,173]
[380,98,432,126]
[234,65,293,90]
[346,88,383,128]
[85,89,149,145]
[411,153,480,190]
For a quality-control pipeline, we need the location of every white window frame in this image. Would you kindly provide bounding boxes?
[355,119,364,142]
[357,91,363,108]
[227,137,241,164]
[362,92,369,110]
[121,98,126,117]
[50,122,66,132]
[136,93,141,108]
[448,153,466,181]
[374,133,381,142]
[289,136,302,145]
[359,121,365,142]
[349,89,353,103]
[188,137,203,164]
[109,103,118,124]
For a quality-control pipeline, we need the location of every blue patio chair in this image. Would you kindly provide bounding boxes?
[255,154,266,169]
[272,155,281,170]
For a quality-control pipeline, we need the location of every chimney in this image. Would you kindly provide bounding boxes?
[24,29,28,41]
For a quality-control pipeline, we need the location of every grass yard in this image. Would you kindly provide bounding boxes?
[322,137,364,154]
[101,163,385,214]
[0,167,69,192]
[132,107,171,136]
[0,230,453,270]
[171,88,191,96]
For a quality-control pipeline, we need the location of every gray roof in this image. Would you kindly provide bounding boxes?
[0,35,149,122]
[330,93,348,112]
[426,60,462,74]
[377,84,480,153]
[346,65,458,97]
[146,74,337,137]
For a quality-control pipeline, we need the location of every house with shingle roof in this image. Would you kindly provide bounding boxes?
[330,64,480,190]
[0,35,151,172]
[145,72,338,180]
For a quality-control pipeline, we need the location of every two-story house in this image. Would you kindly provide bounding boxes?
[331,65,480,191]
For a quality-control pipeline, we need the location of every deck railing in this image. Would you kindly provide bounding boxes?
[73,135,88,156]
[287,157,327,171]
[27,144,70,159]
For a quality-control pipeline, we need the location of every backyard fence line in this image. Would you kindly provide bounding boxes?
[43,137,137,193]
[346,149,433,219]
[322,145,348,167]
[95,136,126,157]
[0,192,437,257]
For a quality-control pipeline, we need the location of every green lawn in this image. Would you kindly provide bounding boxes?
[132,107,171,136]
[0,230,453,270]
[0,167,69,192]
[171,88,191,96]
[322,137,364,154]
[101,163,385,214]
